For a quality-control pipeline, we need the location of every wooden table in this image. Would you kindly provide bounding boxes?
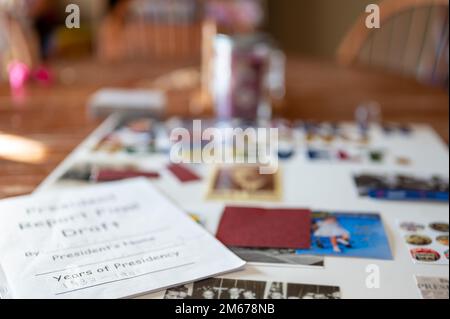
[0,56,448,199]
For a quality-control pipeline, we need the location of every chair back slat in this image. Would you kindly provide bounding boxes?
[416,5,447,83]
[402,6,431,77]
[370,17,395,68]
[386,10,412,71]
[430,9,449,84]
[98,0,202,62]
[358,34,373,65]
[432,26,449,84]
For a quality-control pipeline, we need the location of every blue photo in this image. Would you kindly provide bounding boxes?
[296,211,393,260]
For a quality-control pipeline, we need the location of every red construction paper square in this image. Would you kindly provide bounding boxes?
[216,207,311,249]
[167,164,202,183]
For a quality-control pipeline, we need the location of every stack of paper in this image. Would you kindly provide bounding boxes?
[0,179,245,299]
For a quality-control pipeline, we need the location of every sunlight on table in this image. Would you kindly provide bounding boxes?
[0,133,48,164]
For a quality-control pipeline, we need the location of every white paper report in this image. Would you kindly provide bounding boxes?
[0,179,245,298]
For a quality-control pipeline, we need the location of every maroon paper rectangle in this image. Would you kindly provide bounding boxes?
[216,206,311,249]
[167,164,202,183]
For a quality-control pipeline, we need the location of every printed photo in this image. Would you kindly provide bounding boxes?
[230,247,324,267]
[397,219,449,265]
[164,278,340,300]
[430,222,449,233]
[190,278,222,299]
[405,234,433,246]
[353,173,392,196]
[296,211,393,260]
[354,173,449,196]
[93,117,160,154]
[207,165,281,201]
[264,282,286,299]
[264,281,340,299]
[415,276,449,299]
[164,284,191,300]
[286,283,341,299]
[55,162,160,187]
[219,279,266,299]
[411,248,441,262]
[169,278,266,300]
[400,222,426,232]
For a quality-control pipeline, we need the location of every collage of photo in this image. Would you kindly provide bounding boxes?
[31,113,448,299]
[398,220,449,265]
[164,278,340,299]
[1,0,449,303]
[354,173,449,202]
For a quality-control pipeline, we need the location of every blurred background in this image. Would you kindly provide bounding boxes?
[3,0,445,59]
[0,0,447,71]
[0,0,448,197]
[0,0,384,60]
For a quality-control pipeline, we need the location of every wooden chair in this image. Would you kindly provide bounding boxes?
[338,0,449,88]
[97,0,203,62]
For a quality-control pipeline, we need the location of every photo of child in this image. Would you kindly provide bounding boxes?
[313,215,351,253]
[297,211,392,260]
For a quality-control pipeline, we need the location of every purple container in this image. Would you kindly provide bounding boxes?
[213,34,271,120]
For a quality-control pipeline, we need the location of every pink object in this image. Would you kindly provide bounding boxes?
[33,66,53,85]
[8,61,30,90]
[337,150,350,161]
